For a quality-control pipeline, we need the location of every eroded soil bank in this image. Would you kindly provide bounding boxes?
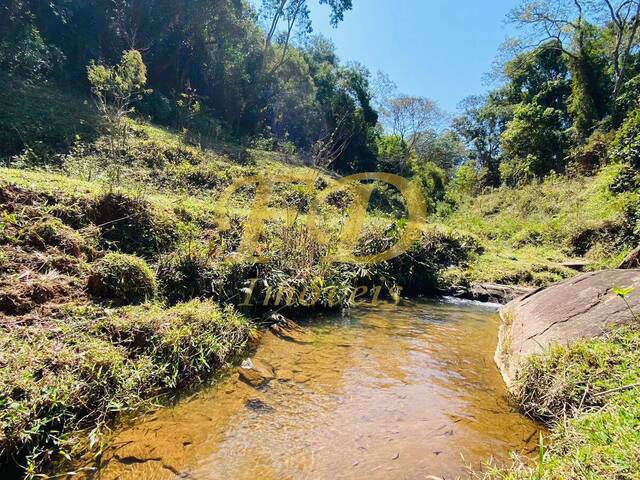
[75,299,541,480]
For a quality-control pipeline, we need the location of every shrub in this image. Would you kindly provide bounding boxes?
[408,160,447,212]
[88,253,157,304]
[156,247,219,305]
[610,109,640,193]
[388,228,483,293]
[357,222,483,295]
[568,129,613,174]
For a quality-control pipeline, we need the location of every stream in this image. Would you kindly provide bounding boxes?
[81,298,541,479]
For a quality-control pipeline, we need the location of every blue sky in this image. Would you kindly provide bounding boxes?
[306,0,520,113]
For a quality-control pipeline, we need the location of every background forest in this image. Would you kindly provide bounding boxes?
[1,0,640,201]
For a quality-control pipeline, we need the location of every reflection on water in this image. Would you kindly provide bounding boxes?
[82,299,541,480]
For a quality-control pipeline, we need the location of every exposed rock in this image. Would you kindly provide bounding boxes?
[261,310,289,326]
[560,259,591,271]
[619,246,640,269]
[238,358,276,388]
[447,283,535,305]
[245,398,274,413]
[495,269,640,390]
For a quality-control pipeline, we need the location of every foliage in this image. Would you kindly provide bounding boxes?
[0,0,376,170]
[567,128,613,174]
[88,253,157,305]
[87,192,178,258]
[0,24,63,81]
[443,164,638,287]
[375,134,411,174]
[413,129,468,173]
[481,325,640,480]
[0,300,252,476]
[407,159,447,212]
[611,108,640,169]
[500,103,567,185]
[454,94,512,187]
[447,160,482,200]
[156,246,225,306]
[0,73,97,158]
[87,50,148,151]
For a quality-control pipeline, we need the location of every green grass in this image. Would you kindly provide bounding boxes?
[443,167,639,287]
[480,327,640,480]
[0,300,254,476]
[0,73,98,158]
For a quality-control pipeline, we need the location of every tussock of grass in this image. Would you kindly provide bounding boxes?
[516,328,640,423]
[88,253,157,305]
[479,328,640,480]
[0,300,254,475]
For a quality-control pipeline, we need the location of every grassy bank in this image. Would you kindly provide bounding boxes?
[0,300,253,476]
[0,118,483,476]
[442,166,639,288]
[481,327,640,479]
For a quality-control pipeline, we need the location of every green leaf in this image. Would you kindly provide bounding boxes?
[613,286,634,298]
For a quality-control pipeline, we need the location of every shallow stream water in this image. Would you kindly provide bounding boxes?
[82,299,541,480]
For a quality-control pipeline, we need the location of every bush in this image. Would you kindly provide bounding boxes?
[156,247,221,305]
[88,253,157,304]
[357,223,483,295]
[408,160,447,212]
[610,109,640,193]
[568,129,613,174]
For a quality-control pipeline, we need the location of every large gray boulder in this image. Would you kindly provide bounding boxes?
[495,269,640,389]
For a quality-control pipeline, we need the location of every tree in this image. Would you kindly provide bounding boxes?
[503,41,572,114]
[380,95,442,149]
[87,49,148,143]
[509,0,640,124]
[376,134,412,174]
[454,94,512,187]
[413,130,469,173]
[598,0,640,100]
[261,0,353,62]
[500,102,568,184]
[254,0,353,101]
